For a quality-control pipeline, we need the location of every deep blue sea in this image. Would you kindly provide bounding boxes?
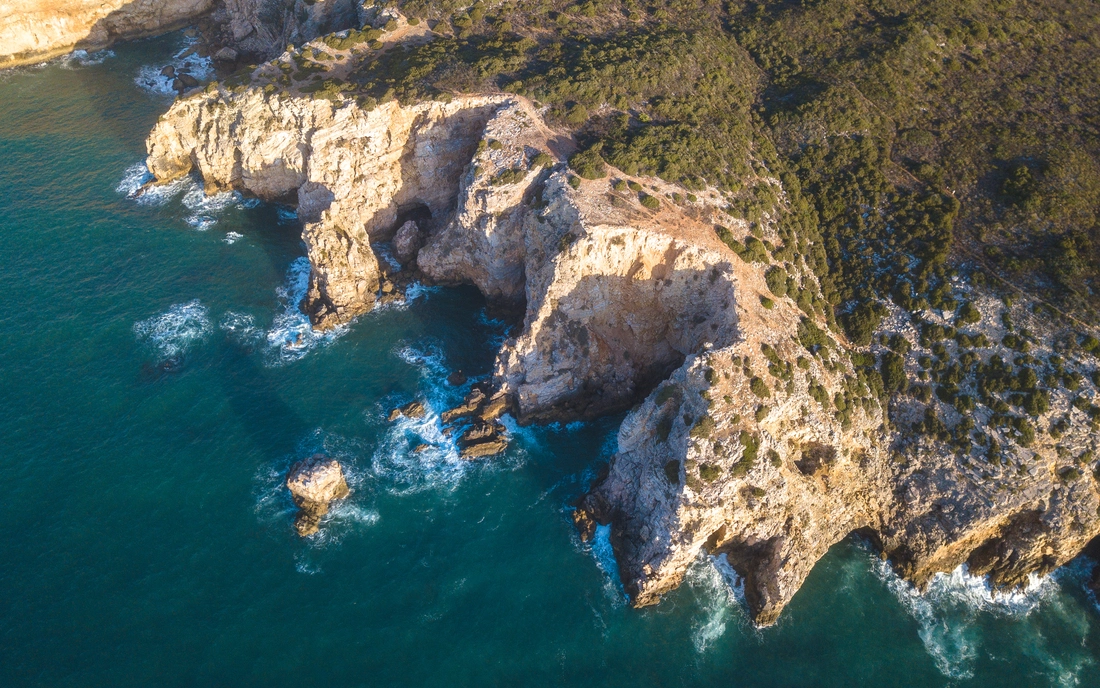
[1,35,1098,688]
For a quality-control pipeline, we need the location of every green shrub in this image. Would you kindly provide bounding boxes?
[699,463,721,482]
[663,460,680,484]
[750,377,770,398]
[529,152,553,169]
[765,266,789,297]
[640,194,660,209]
[570,146,607,179]
[690,415,715,439]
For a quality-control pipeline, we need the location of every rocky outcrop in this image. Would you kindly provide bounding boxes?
[0,0,358,68]
[144,37,1100,626]
[146,78,520,327]
[286,454,349,536]
[0,0,213,66]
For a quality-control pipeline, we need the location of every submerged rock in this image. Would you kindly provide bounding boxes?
[286,454,349,536]
[447,370,468,387]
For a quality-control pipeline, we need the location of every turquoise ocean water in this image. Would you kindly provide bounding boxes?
[0,36,1098,687]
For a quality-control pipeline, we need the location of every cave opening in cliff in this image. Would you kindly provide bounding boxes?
[392,202,434,236]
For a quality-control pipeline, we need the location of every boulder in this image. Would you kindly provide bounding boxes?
[572,508,596,543]
[393,220,423,264]
[213,47,239,62]
[160,65,175,77]
[178,73,200,88]
[286,454,350,536]
[388,400,426,422]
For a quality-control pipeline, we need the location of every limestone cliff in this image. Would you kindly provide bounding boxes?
[142,34,1100,626]
[0,0,213,66]
[0,0,357,67]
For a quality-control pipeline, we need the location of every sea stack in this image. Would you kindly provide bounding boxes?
[285,454,349,536]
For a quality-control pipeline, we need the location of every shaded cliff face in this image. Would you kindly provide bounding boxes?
[142,34,1100,628]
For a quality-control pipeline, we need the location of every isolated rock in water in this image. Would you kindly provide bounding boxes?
[286,454,349,536]
[393,220,423,265]
[160,65,175,78]
[388,400,426,422]
[447,370,468,386]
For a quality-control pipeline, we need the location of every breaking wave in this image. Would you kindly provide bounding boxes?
[370,341,469,494]
[686,553,748,653]
[133,300,211,360]
[871,557,1062,680]
[134,38,213,96]
[589,524,629,605]
[117,162,258,229]
[264,258,347,365]
[62,49,114,68]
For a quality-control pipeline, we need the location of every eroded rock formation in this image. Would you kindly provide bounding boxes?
[286,454,349,536]
[143,34,1100,626]
[0,0,357,68]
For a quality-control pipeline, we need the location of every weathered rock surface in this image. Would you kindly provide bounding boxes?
[393,220,423,265]
[388,400,425,422]
[143,41,1100,626]
[0,0,358,68]
[286,454,349,536]
[0,0,212,66]
[146,84,517,327]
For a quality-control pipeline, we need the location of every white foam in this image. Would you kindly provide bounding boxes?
[686,553,748,652]
[134,39,213,96]
[219,311,263,348]
[116,162,154,198]
[223,231,244,244]
[872,557,1061,679]
[263,257,348,365]
[589,524,629,605]
[62,49,114,68]
[133,300,211,359]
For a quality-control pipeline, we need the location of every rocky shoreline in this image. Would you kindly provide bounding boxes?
[35,6,1089,624]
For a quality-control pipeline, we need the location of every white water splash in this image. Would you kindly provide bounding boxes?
[872,557,1060,679]
[223,231,244,244]
[133,300,211,359]
[371,342,469,494]
[62,49,114,68]
[589,524,629,605]
[134,38,213,96]
[117,162,258,229]
[686,553,747,653]
[264,257,347,365]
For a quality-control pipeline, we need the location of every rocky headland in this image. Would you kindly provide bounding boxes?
[140,21,1100,624]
